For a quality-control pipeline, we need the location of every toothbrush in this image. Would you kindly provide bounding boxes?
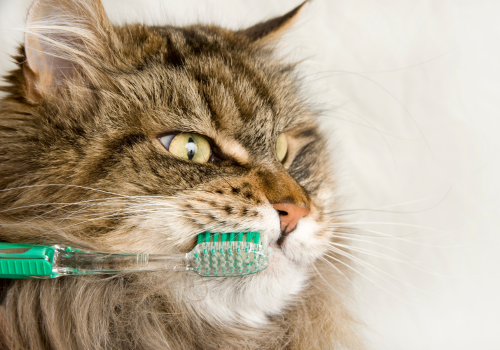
[0,232,270,279]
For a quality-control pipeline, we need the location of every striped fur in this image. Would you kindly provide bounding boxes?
[0,0,363,349]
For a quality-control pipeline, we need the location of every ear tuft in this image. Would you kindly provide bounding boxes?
[24,0,111,101]
[240,1,308,44]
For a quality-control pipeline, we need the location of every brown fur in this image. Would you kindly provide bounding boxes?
[0,1,363,349]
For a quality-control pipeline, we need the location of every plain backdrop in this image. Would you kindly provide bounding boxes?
[1,0,499,349]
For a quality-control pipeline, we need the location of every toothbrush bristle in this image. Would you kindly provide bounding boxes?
[188,231,269,277]
[197,232,261,245]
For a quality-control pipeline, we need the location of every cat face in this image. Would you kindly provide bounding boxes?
[0,0,339,324]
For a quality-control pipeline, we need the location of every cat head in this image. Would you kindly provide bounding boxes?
[0,0,340,324]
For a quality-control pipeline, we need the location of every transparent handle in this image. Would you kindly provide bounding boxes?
[51,248,189,276]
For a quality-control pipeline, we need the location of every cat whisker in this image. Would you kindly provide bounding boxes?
[0,184,132,198]
[328,230,436,254]
[10,196,185,224]
[326,188,452,216]
[61,206,198,221]
[312,259,357,296]
[325,241,410,263]
[0,196,131,215]
[1,207,196,231]
[0,196,198,228]
[329,228,431,241]
[321,253,413,304]
[57,207,200,223]
[329,221,447,231]
[0,183,219,199]
[329,221,466,244]
[329,227,464,247]
[318,253,414,304]
[56,201,186,222]
[324,241,443,277]
[0,193,173,223]
[0,198,138,226]
[324,247,439,296]
[327,232,416,253]
[327,232,445,271]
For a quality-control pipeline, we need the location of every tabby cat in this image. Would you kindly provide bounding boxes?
[0,0,362,348]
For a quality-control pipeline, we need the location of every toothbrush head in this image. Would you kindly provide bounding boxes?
[187,232,270,277]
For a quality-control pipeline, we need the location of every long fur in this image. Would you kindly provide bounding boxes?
[0,1,363,349]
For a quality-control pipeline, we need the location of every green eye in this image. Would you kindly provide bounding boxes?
[159,133,211,163]
[276,133,288,162]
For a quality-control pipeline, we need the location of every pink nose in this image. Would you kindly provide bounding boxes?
[272,203,310,238]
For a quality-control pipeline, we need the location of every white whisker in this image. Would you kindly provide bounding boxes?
[329,221,447,232]
[324,241,443,277]
[312,260,357,296]
[319,254,412,304]
[330,228,464,247]
[325,247,439,296]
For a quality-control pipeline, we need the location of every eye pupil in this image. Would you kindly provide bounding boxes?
[186,137,197,160]
[160,133,211,163]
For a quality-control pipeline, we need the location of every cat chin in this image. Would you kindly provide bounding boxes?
[185,249,309,326]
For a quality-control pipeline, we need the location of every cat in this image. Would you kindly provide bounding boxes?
[0,0,362,348]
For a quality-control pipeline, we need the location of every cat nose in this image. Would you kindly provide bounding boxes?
[272,203,310,238]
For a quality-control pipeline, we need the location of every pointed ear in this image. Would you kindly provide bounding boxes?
[239,1,308,44]
[23,0,112,101]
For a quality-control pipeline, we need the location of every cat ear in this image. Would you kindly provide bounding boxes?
[23,0,112,101]
[240,1,308,44]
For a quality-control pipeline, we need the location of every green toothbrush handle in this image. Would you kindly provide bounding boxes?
[0,242,190,279]
[0,243,56,279]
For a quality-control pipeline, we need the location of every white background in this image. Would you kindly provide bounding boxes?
[1,0,499,348]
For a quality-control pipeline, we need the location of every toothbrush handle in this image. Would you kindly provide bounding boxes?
[52,250,190,276]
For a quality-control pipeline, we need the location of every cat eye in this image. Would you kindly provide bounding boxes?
[159,133,211,163]
[276,133,288,162]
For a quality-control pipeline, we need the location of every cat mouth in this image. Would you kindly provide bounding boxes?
[276,225,297,247]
